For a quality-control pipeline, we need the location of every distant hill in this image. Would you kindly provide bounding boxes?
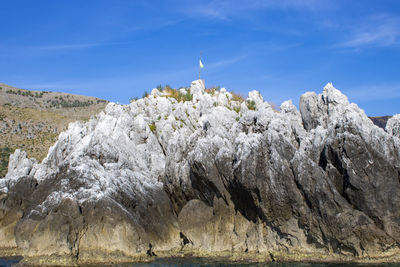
[369,116,392,129]
[0,83,109,177]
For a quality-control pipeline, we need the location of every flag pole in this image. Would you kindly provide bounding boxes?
[199,51,202,80]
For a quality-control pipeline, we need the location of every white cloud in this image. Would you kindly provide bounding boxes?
[35,41,130,51]
[207,54,247,68]
[179,0,329,21]
[337,14,400,48]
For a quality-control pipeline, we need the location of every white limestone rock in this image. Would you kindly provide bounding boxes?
[247,90,264,107]
[191,79,205,99]
[179,88,187,95]
[5,149,37,181]
[386,114,400,138]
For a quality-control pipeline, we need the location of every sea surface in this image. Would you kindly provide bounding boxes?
[2,257,400,267]
[0,257,20,267]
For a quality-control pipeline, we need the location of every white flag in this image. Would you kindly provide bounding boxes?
[199,59,204,68]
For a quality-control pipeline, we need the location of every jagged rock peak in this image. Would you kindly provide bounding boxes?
[322,82,349,105]
[190,79,205,94]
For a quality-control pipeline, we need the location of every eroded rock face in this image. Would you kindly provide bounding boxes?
[387,114,400,138]
[1,80,400,265]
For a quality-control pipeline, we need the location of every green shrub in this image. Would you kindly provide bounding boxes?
[205,87,216,96]
[49,99,94,108]
[164,87,193,102]
[231,92,245,102]
[149,122,156,133]
[129,97,139,103]
[247,100,256,110]
[0,147,14,177]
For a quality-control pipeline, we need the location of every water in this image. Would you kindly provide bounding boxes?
[0,257,21,267]
[115,263,400,267]
[2,257,400,267]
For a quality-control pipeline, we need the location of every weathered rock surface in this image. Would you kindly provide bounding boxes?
[1,80,400,265]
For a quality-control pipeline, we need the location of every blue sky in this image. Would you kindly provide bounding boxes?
[1,0,400,116]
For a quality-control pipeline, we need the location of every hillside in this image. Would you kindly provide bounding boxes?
[370,115,392,129]
[0,83,108,177]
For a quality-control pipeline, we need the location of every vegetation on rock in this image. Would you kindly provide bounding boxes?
[246,99,256,110]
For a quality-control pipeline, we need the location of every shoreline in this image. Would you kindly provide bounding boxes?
[4,249,400,266]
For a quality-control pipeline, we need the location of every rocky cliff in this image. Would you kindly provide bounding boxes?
[0,80,400,265]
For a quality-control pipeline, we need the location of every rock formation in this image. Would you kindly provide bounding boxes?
[0,80,400,265]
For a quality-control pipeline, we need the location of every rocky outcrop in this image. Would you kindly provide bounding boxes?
[1,80,400,265]
[387,115,400,138]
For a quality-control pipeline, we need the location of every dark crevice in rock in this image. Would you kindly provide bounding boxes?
[306,233,325,249]
[323,144,355,200]
[74,225,87,261]
[203,121,211,132]
[146,243,156,257]
[318,147,328,171]
[212,161,230,207]
[398,170,400,184]
[162,177,192,217]
[190,162,223,207]
[154,135,167,157]
[342,172,356,205]
[228,178,263,224]
[179,232,192,247]
[269,252,275,262]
